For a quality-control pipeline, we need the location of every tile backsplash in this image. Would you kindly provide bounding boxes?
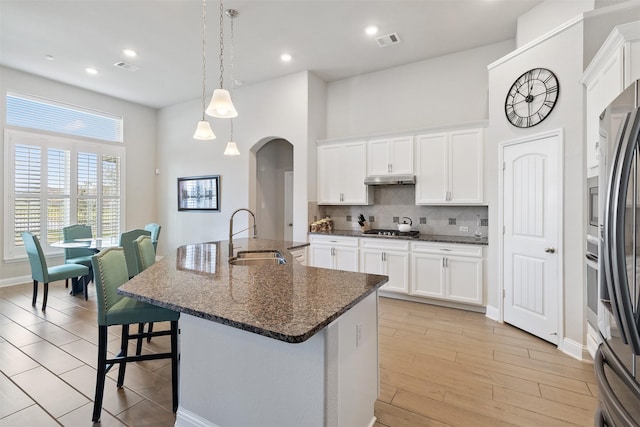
[314,186,488,238]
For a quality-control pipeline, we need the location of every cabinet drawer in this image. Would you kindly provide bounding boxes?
[411,242,482,257]
[309,234,359,247]
[360,238,410,251]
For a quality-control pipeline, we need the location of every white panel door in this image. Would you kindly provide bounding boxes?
[503,134,560,344]
[385,251,410,293]
[411,253,444,298]
[449,129,483,203]
[334,246,359,272]
[389,137,414,175]
[309,245,333,270]
[415,133,447,204]
[317,145,342,204]
[367,139,390,176]
[341,142,368,204]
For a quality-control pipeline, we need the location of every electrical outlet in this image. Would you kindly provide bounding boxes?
[420,217,427,224]
[448,218,457,225]
[481,218,488,226]
[346,215,352,221]
[460,226,469,232]
[393,216,399,223]
[368,216,375,223]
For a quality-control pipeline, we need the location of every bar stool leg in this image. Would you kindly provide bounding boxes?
[92,325,108,422]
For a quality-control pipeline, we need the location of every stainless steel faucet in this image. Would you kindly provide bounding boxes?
[229,208,257,257]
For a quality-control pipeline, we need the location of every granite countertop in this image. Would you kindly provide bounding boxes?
[310,230,488,246]
[117,238,388,344]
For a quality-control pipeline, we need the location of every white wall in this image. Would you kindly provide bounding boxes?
[0,66,158,285]
[156,71,323,254]
[516,0,594,47]
[325,40,514,139]
[487,22,586,348]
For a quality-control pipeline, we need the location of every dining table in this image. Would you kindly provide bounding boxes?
[51,236,120,295]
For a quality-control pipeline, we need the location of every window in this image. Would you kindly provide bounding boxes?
[5,129,125,259]
[6,92,123,142]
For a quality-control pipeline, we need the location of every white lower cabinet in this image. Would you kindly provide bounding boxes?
[308,235,358,272]
[410,242,483,305]
[359,239,410,293]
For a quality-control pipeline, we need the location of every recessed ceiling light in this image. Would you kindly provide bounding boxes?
[365,25,379,36]
[122,49,137,58]
[85,67,98,75]
[280,53,292,63]
[45,54,55,61]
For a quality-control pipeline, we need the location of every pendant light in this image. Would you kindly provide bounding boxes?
[206,0,238,118]
[224,8,240,156]
[193,0,216,140]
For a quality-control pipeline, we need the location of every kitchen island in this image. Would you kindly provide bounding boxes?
[118,238,388,427]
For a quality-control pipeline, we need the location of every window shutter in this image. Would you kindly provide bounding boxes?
[14,144,42,245]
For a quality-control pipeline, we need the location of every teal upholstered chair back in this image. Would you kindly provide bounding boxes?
[119,229,151,277]
[91,247,129,326]
[22,232,48,283]
[63,224,94,260]
[133,235,156,273]
[144,223,161,251]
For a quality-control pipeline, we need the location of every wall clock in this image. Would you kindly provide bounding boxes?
[505,68,559,128]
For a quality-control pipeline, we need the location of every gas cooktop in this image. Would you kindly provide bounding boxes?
[363,229,420,238]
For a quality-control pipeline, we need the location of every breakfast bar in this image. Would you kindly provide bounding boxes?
[118,238,388,427]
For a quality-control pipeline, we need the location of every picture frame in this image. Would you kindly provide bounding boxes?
[177,175,220,211]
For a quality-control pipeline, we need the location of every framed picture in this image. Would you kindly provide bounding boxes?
[177,175,220,211]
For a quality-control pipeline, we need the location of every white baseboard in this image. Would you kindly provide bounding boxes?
[367,416,377,427]
[561,336,586,361]
[0,275,31,288]
[485,304,500,322]
[586,323,601,360]
[175,408,219,427]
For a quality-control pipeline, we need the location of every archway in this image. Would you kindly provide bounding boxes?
[255,138,294,241]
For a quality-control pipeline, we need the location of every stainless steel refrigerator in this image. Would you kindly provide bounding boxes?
[598,80,640,426]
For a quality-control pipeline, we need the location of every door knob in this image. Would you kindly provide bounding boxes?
[544,247,556,253]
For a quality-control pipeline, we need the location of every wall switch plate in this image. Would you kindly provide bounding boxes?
[420,217,427,224]
[460,226,469,232]
[393,216,399,223]
[449,218,457,225]
[481,218,488,226]
[368,216,375,223]
[346,215,352,221]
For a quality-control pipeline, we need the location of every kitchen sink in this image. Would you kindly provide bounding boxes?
[229,250,286,266]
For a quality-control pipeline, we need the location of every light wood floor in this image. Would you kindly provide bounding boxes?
[375,297,598,427]
[0,282,597,426]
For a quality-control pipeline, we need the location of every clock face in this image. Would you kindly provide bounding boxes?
[505,68,559,128]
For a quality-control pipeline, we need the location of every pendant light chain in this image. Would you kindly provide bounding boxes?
[218,0,224,90]
[229,9,234,141]
[201,0,207,120]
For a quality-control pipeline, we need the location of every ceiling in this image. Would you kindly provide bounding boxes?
[0,0,543,109]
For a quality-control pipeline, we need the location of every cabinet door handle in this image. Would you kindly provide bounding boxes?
[442,257,446,268]
[331,247,335,256]
[383,252,386,262]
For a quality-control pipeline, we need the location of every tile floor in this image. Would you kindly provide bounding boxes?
[0,281,176,426]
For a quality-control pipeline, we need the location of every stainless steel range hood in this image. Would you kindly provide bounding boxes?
[364,175,416,185]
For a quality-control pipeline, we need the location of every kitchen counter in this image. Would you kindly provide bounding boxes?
[118,238,387,343]
[310,229,488,246]
[118,238,386,427]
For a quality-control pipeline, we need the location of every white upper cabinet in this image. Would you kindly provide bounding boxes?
[318,141,371,205]
[581,21,640,177]
[415,128,484,204]
[367,137,414,176]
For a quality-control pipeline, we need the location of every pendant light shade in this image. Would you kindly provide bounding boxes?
[194,0,216,140]
[193,120,216,140]
[206,88,238,118]
[224,141,240,156]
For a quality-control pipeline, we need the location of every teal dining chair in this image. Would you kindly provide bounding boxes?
[119,229,151,278]
[144,223,161,252]
[90,246,179,422]
[132,234,158,354]
[22,232,89,310]
[63,224,94,297]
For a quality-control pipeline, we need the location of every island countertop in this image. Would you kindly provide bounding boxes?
[117,238,388,343]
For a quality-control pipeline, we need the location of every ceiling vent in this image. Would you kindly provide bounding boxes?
[114,61,139,72]
[375,32,401,48]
